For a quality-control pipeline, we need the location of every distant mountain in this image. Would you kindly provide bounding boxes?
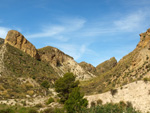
[79,57,117,76]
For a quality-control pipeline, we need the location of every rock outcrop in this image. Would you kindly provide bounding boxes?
[96,57,117,75]
[79,62,96,74]
[5,30,40,59]
[137,28,150,49]
[38,46,73,67]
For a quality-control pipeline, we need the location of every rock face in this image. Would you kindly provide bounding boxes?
[38,46,95,80]
[38,46,73,67]
[79,62,96,74]
[5,30,40,59]
[96,57,117,75]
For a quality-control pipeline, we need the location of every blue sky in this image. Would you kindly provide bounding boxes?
[0,0,150,66]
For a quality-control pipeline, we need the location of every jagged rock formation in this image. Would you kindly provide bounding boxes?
[79,62,96,74]
[96,57,117,75]
[81,28,150,95]
[38,46,95,80]
[5,30,40,59]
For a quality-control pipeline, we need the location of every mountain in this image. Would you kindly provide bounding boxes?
[79,62,96,74]
[79,57,117,76]
[38,46,95,80]
[81,28,150,95]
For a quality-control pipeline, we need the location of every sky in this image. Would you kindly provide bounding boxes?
[0,0,150,66]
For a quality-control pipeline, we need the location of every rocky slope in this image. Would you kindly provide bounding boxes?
[38,46,95,80]
[85,80,150,113]
[81,28,150,95]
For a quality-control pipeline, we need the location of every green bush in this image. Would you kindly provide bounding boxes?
[46,97,54,105]
[55,73,79,103]
[97,99,103,105]
[80,102,141,113]
[64,87,88,113]
[41,80,50,89]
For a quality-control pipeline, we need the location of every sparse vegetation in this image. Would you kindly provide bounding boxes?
[143,77,150,83]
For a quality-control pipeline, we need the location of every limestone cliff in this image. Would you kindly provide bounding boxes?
[5,30,40,59]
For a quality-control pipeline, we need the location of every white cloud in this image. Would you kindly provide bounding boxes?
[0,27,10,38]
[27,26,65,38]
[114,11,146,32]
[26,17,86,41]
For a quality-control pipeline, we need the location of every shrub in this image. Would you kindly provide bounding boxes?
[41,80,50,89]
[143,77,150,83]
[34,103,43,108]
[64,87,88,113]
[46,97,54,105]
[80,102,141,113]
[97,99,103,105]
[91,101,96,107]
[110,89,118,96]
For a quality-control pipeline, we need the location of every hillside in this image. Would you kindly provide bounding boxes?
[0,43,59,99]
[85,80,150,113]
[81,28,150,95]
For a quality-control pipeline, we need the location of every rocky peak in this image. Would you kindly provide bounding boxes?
[96,57,117,75]
[5,30,40,59]
[38,46,73,66]
[137,28,150,49]
[79,62,96,74]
